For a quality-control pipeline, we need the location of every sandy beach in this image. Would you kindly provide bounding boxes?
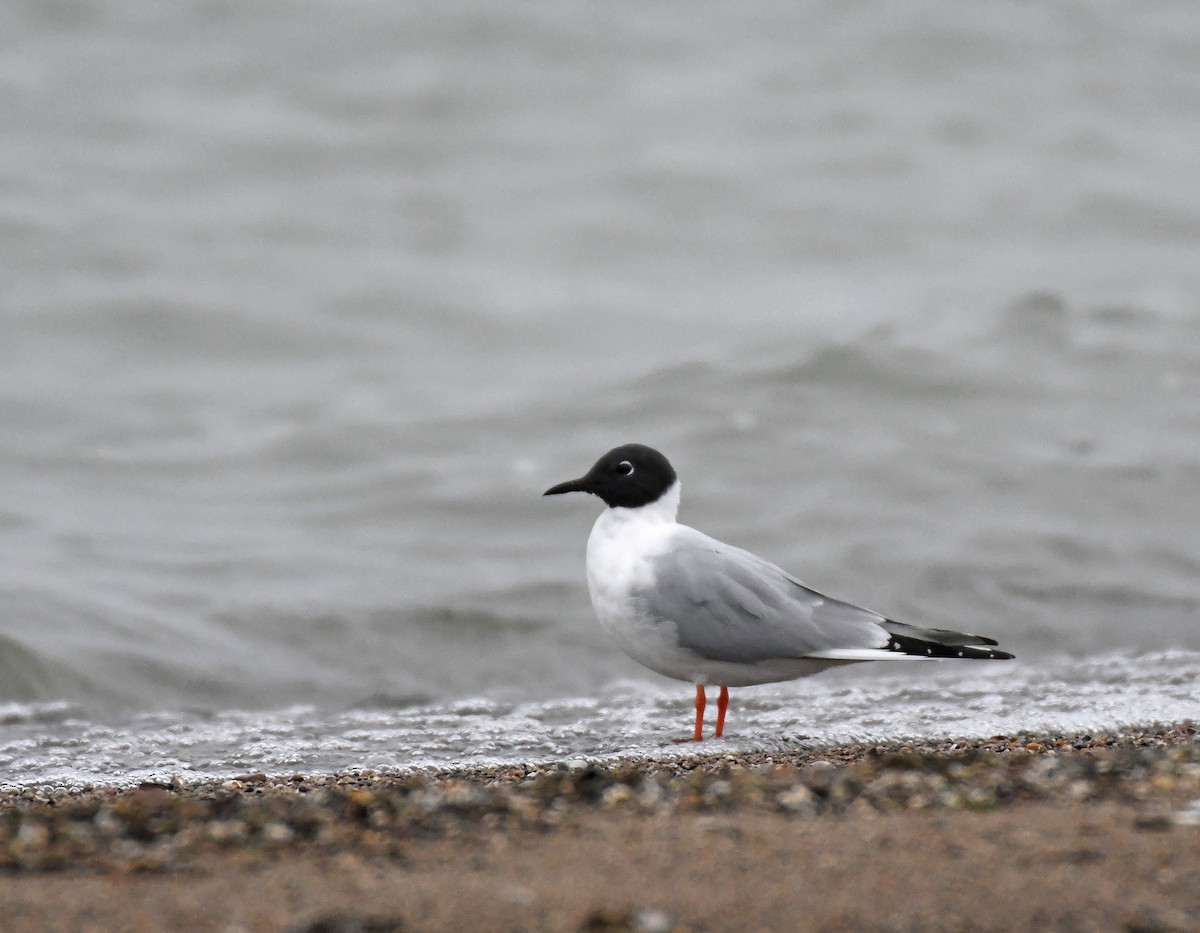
[1,725,1198,932]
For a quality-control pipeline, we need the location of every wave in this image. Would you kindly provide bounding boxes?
[0,700,78,726]
[0,635,71,704]
[3,649,1198,787]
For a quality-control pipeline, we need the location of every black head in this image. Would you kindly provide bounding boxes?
[543,443,678,509]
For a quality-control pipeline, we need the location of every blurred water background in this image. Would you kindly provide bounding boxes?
[3,1,1200,785]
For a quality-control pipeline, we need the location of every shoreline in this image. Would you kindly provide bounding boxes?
[3,723,1198,868]
[1,723,1198,931]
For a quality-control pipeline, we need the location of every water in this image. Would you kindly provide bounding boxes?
[2,1,1199,786]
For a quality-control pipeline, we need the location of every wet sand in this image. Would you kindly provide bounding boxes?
[1,725,1197,932]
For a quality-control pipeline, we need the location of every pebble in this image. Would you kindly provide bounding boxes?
[775,785,816,814]
[1171,798,1200,827]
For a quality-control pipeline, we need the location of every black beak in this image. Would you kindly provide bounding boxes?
[543,477,591,496]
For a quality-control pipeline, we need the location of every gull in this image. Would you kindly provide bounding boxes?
[544,443,1013,741]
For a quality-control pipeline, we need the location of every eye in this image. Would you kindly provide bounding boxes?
[616,460,634,476]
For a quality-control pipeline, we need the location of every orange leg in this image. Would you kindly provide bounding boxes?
[693,684,706,741]
[715,685,729,738]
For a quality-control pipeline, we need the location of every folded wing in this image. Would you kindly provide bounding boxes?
[641,529,889,663]
[642,528,1012,664]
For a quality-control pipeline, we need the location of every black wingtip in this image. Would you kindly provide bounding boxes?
[885,633,1015,660]
[880,619,1006,652]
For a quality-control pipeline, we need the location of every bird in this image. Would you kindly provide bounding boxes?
[544,443,1013,741]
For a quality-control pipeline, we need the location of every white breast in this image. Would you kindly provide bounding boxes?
[584,482,690,676]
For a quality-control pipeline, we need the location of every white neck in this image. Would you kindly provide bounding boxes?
[612,479,680,525]
[586,480,682,560]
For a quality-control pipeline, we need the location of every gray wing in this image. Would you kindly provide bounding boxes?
[639,528,889,664]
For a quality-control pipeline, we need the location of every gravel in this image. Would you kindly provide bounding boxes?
[1,723,1196,874]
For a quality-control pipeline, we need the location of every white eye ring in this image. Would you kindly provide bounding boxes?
[617,460,634,476]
